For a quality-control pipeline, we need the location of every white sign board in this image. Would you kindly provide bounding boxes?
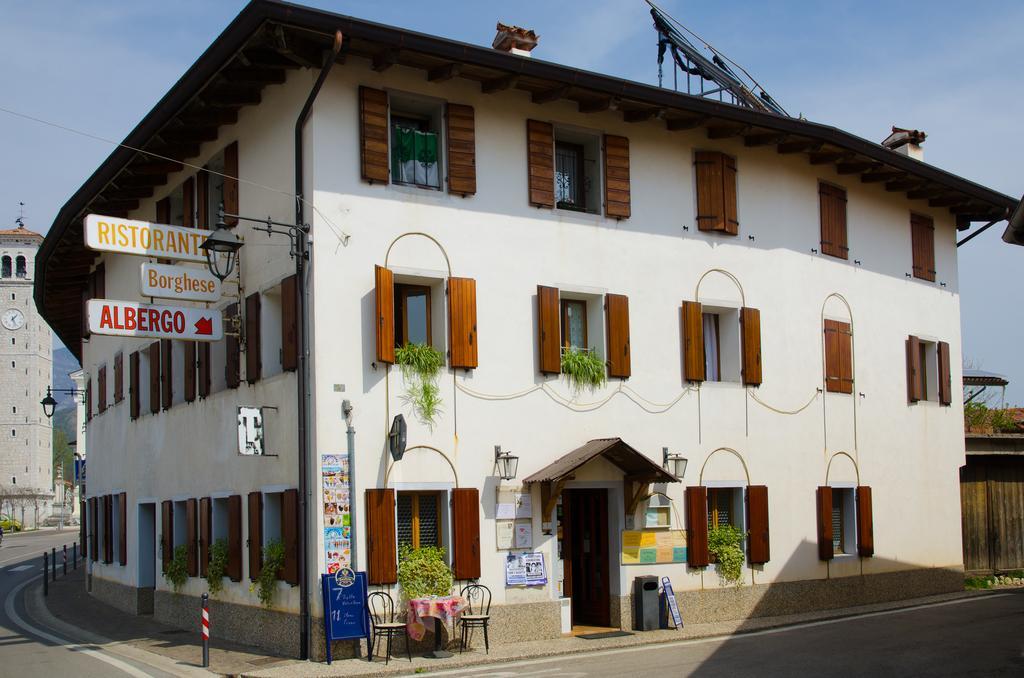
[140,262,221,302]
[87,299,223,341]
[238,407,265,456]
[84,214,207,262]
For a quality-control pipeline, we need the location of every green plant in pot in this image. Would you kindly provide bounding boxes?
[206,538,229,596]
[708,524,745,586]
[560,347,607,393]
[397,545,453,600]
[249,538,285,608]
[395,343,444,426]
[164,544,189,593]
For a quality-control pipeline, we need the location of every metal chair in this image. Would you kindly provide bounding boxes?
[459,583,492,654]
[367,590,410,664]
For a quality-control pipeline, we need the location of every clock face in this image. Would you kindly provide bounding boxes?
[2,309,25,331]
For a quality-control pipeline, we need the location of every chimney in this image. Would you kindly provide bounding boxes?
[881,126,926,161]
[492,22,539,57]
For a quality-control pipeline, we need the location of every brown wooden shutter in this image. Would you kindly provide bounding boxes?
[156,197,170,224]
[225,303,240,389]
[186,498,198,577]
[113,352,123,403]
[360,86,389,184]
[447,103,476,196]
[148,342,161,414]
[248,491,262,581]
[375,266,395,364]
[281,274,298,372]
[245,292,261,384]
[104,495,113,563]
[910,214,935,281]
[527,120,554,208]
[685,486,709,567]
[694,151,725,233]
[824,320,853,394]
[119,492,127,566]
[282,488,299,584]
[855,486,874,557]
[97,366,107,413]
[227,495,242,581]
[85,378,91,422]
[603,134,630,219]
[223,141,239,226]
[196,169,209,230]
[129,351,140,419]
[366,488,397,585]
[80,500,87,560]
[816,486,834,561]
[819,183,848,259]
[681,301,705,382]
[160,339,173,410]
[938,341,952,406]
[448,277,478,369]
[199,497,210,577]
[182,176,194,228]
[161,500,172,572]
[741,307,762,386]
[183,341,196,403]
[451,488,481,580]
[90,497,99,561]
[722,155,739,235]
[906,335,923,403]
[605,293,631,378]
[197,343,211,398]
[537,285,561,374]
[746,485,770,564]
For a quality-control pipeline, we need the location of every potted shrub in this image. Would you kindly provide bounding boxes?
[205,538,229,596]
[560,347,606,393]
[708,525,744,586]
[164,544,189,593]
[396,545,453,600]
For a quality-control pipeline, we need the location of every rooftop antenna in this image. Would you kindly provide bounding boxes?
[16,202,24,228]
[646,0,789,116]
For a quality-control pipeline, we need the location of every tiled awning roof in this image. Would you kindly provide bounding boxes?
[522,438,678,484]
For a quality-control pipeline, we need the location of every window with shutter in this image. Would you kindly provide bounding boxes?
[160,339,173,410]
[938,341,952,406]
[113,352,123,403]
[85,377,92,421]
[366,488,398,585]
[605,293,630,378]
[197,343,211,398]
[129,351,140,419]
[375,266,395,364]
[603,134,630,219]
[97,366,107,413]
[447,103,476,196]
[199,497,210,577]
[685,486,709,567]
[818,183,849,259]
[227,494,242,581]
[448,277,478,369]
[906,335,923,403]
[90,497,99,562]
[681,301,705,382]
[223,142,239,226]
[910,214,935,281]
[741,307,762,386]
[823,320,854,394]
[248,491,262,581]
[856,486,874,557]
[815,486,833,561]
[360,86,390,184]
[245,293,261,384]
[694,151,738,234]
[186,498,198,577]
[225,303,240,389]
[281,274,298,372]
[527,120,555,208]
[537,285,561,374]
[182,176,195,228]
[184,341,196,403]
[451,488,481,580]
[148,342,161,414]
[397,492,440,549]
[156,196,170,224]
[161,500,172,572]
[282,489,299,584]
[119,492,127,566]
[395,284,432,347]
[746,485,770,564]
[104,494,113,564]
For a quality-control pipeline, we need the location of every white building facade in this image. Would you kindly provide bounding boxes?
[34,2,1017,659]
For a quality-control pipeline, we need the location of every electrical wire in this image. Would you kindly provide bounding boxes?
[456,380,694,415]
[748,389,820,415]
[0,105,352,246]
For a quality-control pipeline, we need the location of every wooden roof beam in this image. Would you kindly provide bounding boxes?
[777,139,822,154]
[623,107,663,123]
[836,161,879,175]
[929,194,968,207]
[428,62,460,82]
[808,150,853,165]
[481,73,518,94]
[666,115,708,131]
[744,132,788,147]
[113,174,167,188]
[91,200,139,213]
[105,187,155,200]
[159,127,219,144]
[860,170,904,183]
[177,109,238,128]
[372,48,400,72]
[220,67,287,85]
[885,179,926,192]
[907,187,945,200]
[129,161,183,175]
[203,88,261,107]
[707,125,749,140]
[532,85,571,105]
[271,25,322,69]
[578,97,617,114]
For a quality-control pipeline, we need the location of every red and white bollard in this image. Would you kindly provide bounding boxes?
[201,593,210,668]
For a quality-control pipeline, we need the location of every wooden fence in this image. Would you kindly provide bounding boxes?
[960,456,1024,573]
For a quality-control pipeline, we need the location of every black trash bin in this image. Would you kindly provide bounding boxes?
[633,575,661,631]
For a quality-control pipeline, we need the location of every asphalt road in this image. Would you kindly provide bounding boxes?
[439,591,1024,677]
[0,529,159,677]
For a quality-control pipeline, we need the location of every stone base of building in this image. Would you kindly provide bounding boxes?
[91,576,153,615]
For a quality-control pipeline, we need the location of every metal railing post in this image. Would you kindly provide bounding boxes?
[43,552,48,596]
[201,593,210,668]
[73,542,78,569]
[63,544,68,575]
[51,548,57,581]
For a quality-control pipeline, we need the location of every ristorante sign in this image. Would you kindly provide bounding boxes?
[84,214,207,262]
[87,299,223,341]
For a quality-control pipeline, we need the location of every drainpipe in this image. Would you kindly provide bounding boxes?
[343,399,357,570]
[294,29,343,661]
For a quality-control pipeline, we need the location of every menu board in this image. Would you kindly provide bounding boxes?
[321,453,352,574]
[621,529,687,565]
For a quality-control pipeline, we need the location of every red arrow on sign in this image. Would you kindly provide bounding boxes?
[194,317,213,335]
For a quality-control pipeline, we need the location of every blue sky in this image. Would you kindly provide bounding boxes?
[1,1,1021,402]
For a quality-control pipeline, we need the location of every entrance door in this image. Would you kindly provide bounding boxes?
[138,503,156,589]
[564,489,610,627]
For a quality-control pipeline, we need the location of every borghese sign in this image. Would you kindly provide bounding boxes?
[84,214,207,262]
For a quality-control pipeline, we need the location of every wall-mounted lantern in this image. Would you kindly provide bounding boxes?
[663,446,688,478]
[494,445,519,481]
[199,205,243,281]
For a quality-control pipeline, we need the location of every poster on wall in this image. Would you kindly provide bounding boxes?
[621,529,687,565]
[505,552,547,587]
[321,453,352,574]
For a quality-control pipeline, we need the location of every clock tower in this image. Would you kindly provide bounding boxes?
[0,220,53,527]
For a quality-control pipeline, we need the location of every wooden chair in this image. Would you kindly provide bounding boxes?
[367,591,410,664]
[459,583,492,654]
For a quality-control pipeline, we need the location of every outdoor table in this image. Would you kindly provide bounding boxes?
[407,595,466,658]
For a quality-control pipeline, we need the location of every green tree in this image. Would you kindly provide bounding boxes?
[52,428,74,490]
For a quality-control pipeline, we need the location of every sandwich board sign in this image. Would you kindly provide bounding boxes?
[84,214,207,262]
[140,262,222,302]
[87,299,223,341]
[321,570,369,664]
[662,576,682,629]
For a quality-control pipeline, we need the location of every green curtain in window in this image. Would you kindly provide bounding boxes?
[391,125,439,187]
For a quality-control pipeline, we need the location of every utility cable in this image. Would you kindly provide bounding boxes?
[747,388,820,415]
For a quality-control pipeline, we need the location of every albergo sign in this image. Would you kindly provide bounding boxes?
[87,300,223,341]
[141,262,221,302]
[84,214,207,262]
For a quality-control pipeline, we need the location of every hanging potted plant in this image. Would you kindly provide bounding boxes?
[560,346,607,393]
[395,343,444,426]
[708,525,745,586]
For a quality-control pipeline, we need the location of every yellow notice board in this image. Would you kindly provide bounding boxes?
[621,530,687,565]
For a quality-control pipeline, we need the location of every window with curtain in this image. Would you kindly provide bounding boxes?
[394,284,432,348]
[555,141,584,210]
[831,491,845,554]
[707,488,736,529]
[391,115,439,189]
[703,313,721,381]
[561,299,588,350]
[397,492,441,549]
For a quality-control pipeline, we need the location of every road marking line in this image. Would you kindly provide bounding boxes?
[7,565,32,572]
[4,574,151,678]
[424,594,1012,676]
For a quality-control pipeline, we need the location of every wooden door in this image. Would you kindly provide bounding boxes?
[565,489,610,627]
